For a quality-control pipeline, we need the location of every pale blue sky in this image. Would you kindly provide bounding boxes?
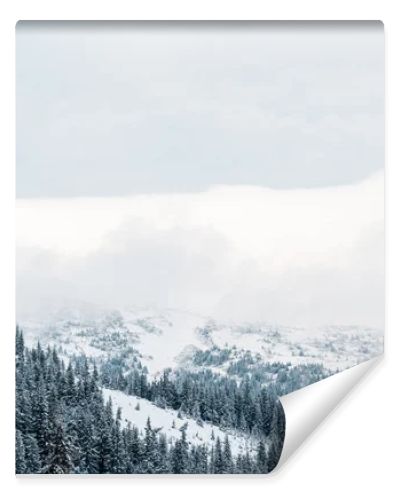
[16,21,384,198]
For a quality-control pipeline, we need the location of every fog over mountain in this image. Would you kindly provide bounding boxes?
[17,171,384,328]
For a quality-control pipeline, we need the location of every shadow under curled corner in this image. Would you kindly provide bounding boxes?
[270,355,383,473]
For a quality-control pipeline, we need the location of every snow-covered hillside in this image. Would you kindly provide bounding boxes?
[16,303,381,474]
[19,303,383,377]
[103,388,256,456]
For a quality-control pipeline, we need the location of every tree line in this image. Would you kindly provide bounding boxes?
[99,357,286,442]
[16,328,283,474]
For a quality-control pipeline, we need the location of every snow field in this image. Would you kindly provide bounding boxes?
[102,388,257,456]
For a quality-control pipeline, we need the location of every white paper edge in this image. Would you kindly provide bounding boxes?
[276,355,383,470]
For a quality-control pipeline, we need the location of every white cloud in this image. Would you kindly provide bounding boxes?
[16,171,384,328]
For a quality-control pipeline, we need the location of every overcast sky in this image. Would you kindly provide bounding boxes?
[16,21,384,197]
[16,22,384,328]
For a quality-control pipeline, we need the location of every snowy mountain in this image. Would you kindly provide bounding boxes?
[16,303,382,472]
[19,303,383,377]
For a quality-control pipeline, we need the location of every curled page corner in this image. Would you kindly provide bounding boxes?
[275,355,383,470]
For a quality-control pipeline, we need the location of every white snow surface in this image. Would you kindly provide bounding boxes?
[19,304,383,377]
[122,308,206,374]
[102,387,256,456]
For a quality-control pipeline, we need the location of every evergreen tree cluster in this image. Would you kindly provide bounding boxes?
[227,356,331,395]
[99,359,285,442]
[16,328,284,474]
[192,346,332,395]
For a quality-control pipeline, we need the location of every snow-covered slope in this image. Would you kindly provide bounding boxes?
[103,388,256,456]
[19,303,383,377]
[122,307,207,374]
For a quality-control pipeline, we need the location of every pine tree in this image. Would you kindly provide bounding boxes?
[142,417,157,473]
[65,363,76,405]
[259,388,274,436]
[209,445,215,473]
[241,451,253,474]
[16,430,26,474]
[197,444,209,473]
[156,433,170,473]
[32,375,49,461]
[111,414,128,473]
[213,437,224,473]
[42,421,73,474]
[23,434,41,473]
[97,423,113,473]
[171,428,188,473]
[256,440,268,473]
[223,435,233,473]
[267,439,279,473]
[16,326,25,361]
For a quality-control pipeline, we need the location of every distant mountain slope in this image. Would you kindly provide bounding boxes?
[19,303,383,377]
